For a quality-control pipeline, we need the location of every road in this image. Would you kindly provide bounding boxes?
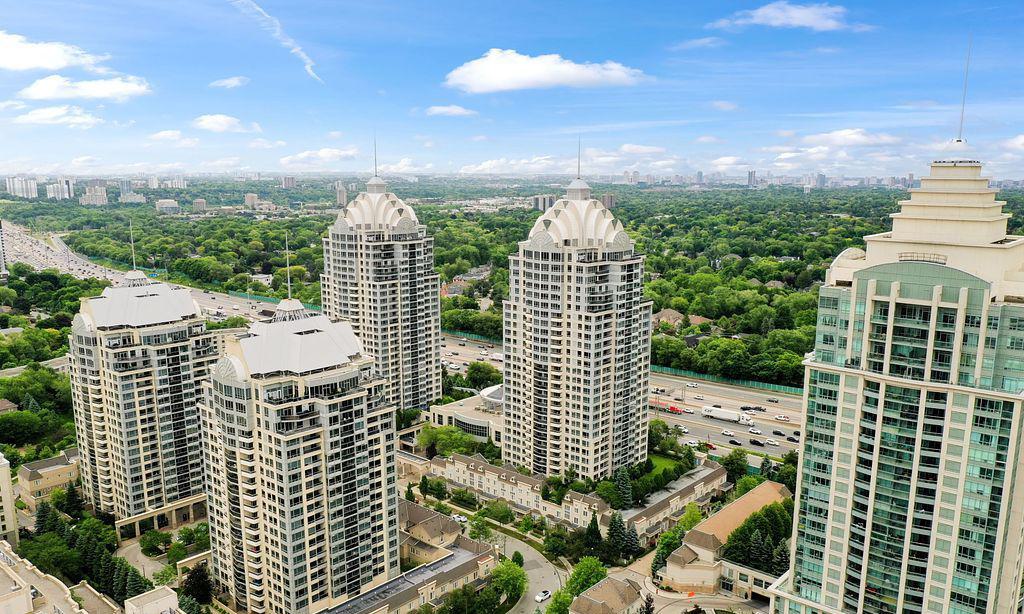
[3,221,806,452]
[502,533,565,614]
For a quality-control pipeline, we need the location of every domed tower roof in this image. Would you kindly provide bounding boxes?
[528,179,630,249]
[332,177,420,233]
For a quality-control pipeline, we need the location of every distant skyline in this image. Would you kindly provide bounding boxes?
[2,1,1024,177]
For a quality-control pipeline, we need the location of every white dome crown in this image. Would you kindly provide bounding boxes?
[333,176,419,233]
[528,178,630,249]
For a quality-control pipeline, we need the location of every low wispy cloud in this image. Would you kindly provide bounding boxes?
[249,138,286,149]
[209,76,250,89]
[149,129,199,148]
[619,144,665,154]
[228,0,322,82]
[378,158,434,173]
[695,135,722,144]
[18,75,150,102]
[13,105,102,129]
[425,104,478,117]
[802,128,899,146]
[0,100,27,111]
[710,100,738,111]
[0,30,109,72]
[708,1,872,32]
[670,37,727,51]
[445,48,644,94]
[279,147,359,169]
[1003,135,1024,151]
[192,113,261,133]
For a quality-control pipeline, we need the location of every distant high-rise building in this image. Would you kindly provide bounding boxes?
[771,157,1024,614]
[4,177,37,199]
[600,193,616,209]
[166,176,187,189]
[816,172,827,188]
[696,170,704,184]
[503,177,651,480]
[201,301,400,614]
[532,194,556,212]
[119,178,133,196]
[631,170,640,184]
[321,175,442,411]
[45,184,61,199]
[0,220,7,284]
[192,198,207,212]
[281,176,296,189]
[45,176,74,200]
[747,170,757,187]
[70,272,221,523]
[147,176,160,189]
[117,178,146,203]
[155,199,180,214]
[243,193,258,208]
[623,170,632,184]
[334,180,347,205]
[79,185,108,206]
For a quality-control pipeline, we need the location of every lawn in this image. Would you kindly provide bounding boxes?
[646,454,678,478]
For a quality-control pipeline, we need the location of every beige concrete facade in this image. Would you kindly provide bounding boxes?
[15,448,79,513]
[0,454,17,546]
[125,586,184,614]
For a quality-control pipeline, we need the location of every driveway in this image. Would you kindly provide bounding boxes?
[116,538,166,579]
[504,533,565,614]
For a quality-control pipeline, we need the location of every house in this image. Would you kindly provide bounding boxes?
[660,480,791,602]
[16,448,80,512]
[652,308,685,327]
[0,399,17,414]
[569,577,644,614]
[765,280,786,289]
[687,315,713,327]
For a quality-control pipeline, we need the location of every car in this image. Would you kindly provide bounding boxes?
[773,429,787,436]
[458,342,466,346]
[786,436,800,443]
[652,387,666,394]
[729,438,742,446]
[793,430,801,436]
[748,427,762,434]
[535,591,552,603]
[480,350,489,356]
[451,514,468,523]
[740,405,756,411]
[767,397,780,403]
[774,415,791,422]
[487,344,495,349]
[693,395,704,401]
[685,382,699,388]
[686,440,699,447]
[721,429,735,437]
[705,443,717,450]
[460,337,468,342]
[766,439,780,446]
[679,426,689,434]
[682,407,695,414]
[749,438,765,447]
[232,304,240,310]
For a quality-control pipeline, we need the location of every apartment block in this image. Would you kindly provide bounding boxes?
[201,300,399,614]
[503,178,651,480]
[69,272,222,529]
[321,175,441,411]
[771,157,1024,613]
[15,447,79,513]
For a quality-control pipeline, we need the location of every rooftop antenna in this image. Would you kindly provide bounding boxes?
[284,232,292,300]
[577,135,582,179]
[129,218,137,270]
[956,34,973,142]
[373,132,378,177]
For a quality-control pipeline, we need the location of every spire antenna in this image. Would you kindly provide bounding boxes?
[284,232,292,300]
[957,34,973,142]
[373,133,378,177]
[576,135,582,179]
[129,218,137,270]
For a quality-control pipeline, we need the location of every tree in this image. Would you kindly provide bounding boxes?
[153,564,177,586]
[466,361,502,389]
[545,590,574,614]
[16,532,80,581]
[125,567,152,599]
[735,475,766,498]
[641,594,655,614]
[139,530,172,556]
[35,501,58,534]
[749,529,774,571]
[720,448,750,485]
[419,475,430,496]
[167,542,188,566]
[180,563,212,604]
[759,456,776,480]
[679,503,703,531]
[605,512,626,562]
[490,559,528,603]
[565,556,607,596]
[624,524,641,558]
[179,594,203,614]
[468,515,493,543]
[595,481,623,509]
[775,464,798,493]
[583,513,602,550]
[177,526,196,546]
[614,467,633,509]
[405,483,416,502]
[511,551,525,567]
[679,445,696,474]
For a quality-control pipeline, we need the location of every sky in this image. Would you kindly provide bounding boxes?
[2,0,1024,178]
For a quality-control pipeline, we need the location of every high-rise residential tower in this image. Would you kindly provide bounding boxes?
[320,175,441,410]
[69,272,220,528]
[201,300,399,614]
[503,177,651,480]
[770,157,1024,614]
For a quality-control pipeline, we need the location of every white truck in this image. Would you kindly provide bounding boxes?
[702,406,755,426]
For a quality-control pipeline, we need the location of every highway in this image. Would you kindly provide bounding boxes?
[3,221,806,454]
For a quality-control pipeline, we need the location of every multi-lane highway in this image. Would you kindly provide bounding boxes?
[4,221,805,454]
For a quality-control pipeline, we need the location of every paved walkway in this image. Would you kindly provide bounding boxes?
[506,532,565,614]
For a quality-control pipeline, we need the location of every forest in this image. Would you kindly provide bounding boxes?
[3,183,1022,386]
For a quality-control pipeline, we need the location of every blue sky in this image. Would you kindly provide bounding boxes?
[2,0,1024,177]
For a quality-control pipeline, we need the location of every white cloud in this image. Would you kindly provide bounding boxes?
[228,0,321,82]
[279,147,359,169]
[378,158,434,173]
[1003,135,1024,151]
[13,105,101,129]
[0,30,109,72]
[459,156,565,174]
[202,157,243,170]
[326,130,344,139]
[445,48,644,94]
[470,135,488,142]
[209,76,250,89]
[802,128,899,146]
[425,104,478,117]
[18,75,150,102]
[710,156,749,172]
[149,130,199,148]
[708,1,871,32]
[710,100,738,111]
[71,155,98,167]
[776,129,796,137]
[619,144,665,154]
[670,37,727,50]
[0,100,26,111]
[249,138,286,149]
[695,135,721,144]
[192,114,261,133]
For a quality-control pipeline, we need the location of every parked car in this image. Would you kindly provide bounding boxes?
[535,590,552,603]
[693,395,704,401]
[766,439,780,446]
[793,430,801,436]
[679,426,689,434]
[773,429,787,436]
[721,429,735,437]
[685,382,699,388]
[451,514,468,523]
[748,427,762,434]
[728,439,742,446]
[786,436,800,443]
[749,438,765,447]
[774,415,791,422]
